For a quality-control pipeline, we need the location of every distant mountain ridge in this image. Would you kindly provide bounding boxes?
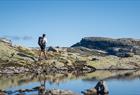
[72,37,140,56]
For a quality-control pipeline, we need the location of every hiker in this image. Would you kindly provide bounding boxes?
[38,34,47,60]
[94,80,109,95]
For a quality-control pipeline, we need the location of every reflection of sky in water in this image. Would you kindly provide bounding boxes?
[7,78,140,95]
[108,79,140,95]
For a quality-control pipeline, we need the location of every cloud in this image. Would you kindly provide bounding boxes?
[2,35,32,40]
[23,36,32,40]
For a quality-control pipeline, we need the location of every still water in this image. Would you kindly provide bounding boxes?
[1,70,140,95]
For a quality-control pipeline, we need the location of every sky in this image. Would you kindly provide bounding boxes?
[0,0,140,47]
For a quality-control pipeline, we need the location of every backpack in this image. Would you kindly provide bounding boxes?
[38,37,45,46]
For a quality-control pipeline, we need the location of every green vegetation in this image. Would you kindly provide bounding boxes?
[16,46,36,57]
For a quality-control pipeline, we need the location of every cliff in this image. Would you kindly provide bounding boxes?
[72,37,140,56]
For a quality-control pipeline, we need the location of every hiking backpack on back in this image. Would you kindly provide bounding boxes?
[38,37,43,46]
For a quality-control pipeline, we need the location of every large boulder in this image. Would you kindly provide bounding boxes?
[48,47,58,52]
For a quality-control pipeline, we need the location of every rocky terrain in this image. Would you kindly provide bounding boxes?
[0,87,77,95]
[0,36,140,95]
[0,37,140,75]
[0,38,96,74]
[70,37,140,70]
[72,37,140,57]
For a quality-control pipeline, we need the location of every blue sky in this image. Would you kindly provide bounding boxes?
[0,0,140,47]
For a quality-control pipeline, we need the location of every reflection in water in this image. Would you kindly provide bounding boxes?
[0,70,140,94]
[82,80,109,95]
[0,70,139,88]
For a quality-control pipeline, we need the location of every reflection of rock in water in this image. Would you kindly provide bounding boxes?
[82,70,140,81]
[105,70,140,80]
[0,71,92,90]
[0,70,140,94]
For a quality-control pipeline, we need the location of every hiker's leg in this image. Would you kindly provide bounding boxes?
[39,50,43,60]
[39,51,41,59]
[43,51,47,59]
[38,46,43,60]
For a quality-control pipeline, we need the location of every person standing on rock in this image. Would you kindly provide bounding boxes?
[38,34,47,60]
